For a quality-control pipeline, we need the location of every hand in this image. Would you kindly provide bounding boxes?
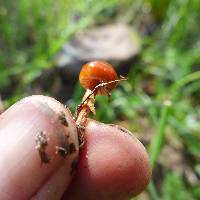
[0,95,151,200]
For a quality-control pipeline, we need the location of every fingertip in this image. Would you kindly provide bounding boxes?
[65,120,151,200]
[0,95,79,200]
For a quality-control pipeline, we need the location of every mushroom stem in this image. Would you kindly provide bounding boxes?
[74,77,127,147]
[75,89,96,147]
[76,90,96,124]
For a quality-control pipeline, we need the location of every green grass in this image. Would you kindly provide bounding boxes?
[1,0,200,199]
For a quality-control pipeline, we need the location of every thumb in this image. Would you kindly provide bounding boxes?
[0,95,79,200]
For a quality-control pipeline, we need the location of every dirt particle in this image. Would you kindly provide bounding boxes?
[58,111,69,127]
[69,143,76,154]
[56,146,68,158]
[56,130,72,158]
[70,157,79,176]
[109,124,132,136]
[35,131,51,164]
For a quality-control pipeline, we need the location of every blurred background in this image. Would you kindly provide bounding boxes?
[0,0,200,199]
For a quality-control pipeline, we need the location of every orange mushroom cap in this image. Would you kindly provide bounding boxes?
[79,61,118,95]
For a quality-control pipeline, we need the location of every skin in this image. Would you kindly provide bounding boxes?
[0,95,151,200]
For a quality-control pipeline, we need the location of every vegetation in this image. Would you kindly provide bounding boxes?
[0,0,200,199]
